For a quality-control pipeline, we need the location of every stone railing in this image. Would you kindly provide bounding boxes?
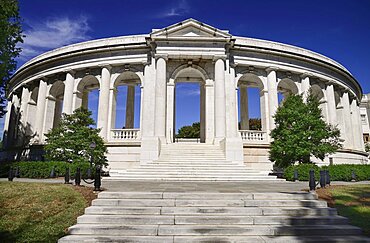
[239,130,267,143]
[111,129,141,140]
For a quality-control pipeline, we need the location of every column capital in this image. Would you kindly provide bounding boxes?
[21,83,32,90]
[266,66,279,73]
[212,55,227,62]
[155,54,168,61]
[39,76,48,82]
[300,72,313,79]
[98,64,112,70]
[63,68,76,75]
[326,80,335,86]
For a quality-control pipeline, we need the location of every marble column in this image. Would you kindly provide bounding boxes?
[326,83,337,125]
[205,83,215,143]
[351,99,363,150]
[214,57,226,139]
[43,94,56,134]
[154,56,167,141]
[125,85,135,129]
[355,104,365,151]
[19,86,30,128]
[62,70,75,114]
[260,89,269,131]
[342,91,353,149]
[166,82,175,143]
[200,84,206,142]
[107,87,117,139]
[2,99,13,148]
[35,79,48,143]
[300,73,311,101]
[240,87,249,130]
[266,67,279,131]
[97,65,111,139]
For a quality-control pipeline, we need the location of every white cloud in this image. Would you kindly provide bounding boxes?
[161,0,190,17]
[177,85,200,97]
[19,15,91,61]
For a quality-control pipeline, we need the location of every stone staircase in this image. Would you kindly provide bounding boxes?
[108,143,278,181]
[59,191,369,242]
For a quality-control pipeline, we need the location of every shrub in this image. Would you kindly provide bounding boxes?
[284,164,370,181]
[0,161,91,179]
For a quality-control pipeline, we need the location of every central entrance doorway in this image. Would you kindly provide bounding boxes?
[166,66,207,144]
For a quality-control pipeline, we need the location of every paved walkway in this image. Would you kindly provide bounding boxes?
[1,178,369,193]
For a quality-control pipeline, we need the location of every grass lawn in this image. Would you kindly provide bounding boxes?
[317,184,370,236]
[0,182,95,243]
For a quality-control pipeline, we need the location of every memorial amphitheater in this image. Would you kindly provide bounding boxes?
[3,19,368,180]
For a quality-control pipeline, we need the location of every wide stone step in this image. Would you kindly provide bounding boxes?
[77,214,174,224]
[124,172,268,176]
[105,176,279,181]
[175,199,327,207]
[78,215,346,226]
[128,166,264,174]
[96,192,318,200]
[157,225,362,236]
[68,223,360,237]
[67,224,158,235]
[153,161,234,164]
[107,176,278,182]
[92,199,175,207]
[85,206,161,215]
[142,164,247,167]
[161,206,337,216]
[59,235,370,243]
[59,235,173,243]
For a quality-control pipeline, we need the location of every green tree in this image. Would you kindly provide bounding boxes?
[0,0,23,117]
[249,118,262,130]
[44,108,108,167]
[270,92,341,168]
[177,122,200,138]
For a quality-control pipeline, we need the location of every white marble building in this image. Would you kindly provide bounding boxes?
[3,19,368,174]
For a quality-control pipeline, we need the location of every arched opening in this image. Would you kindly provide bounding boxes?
[76,75,100,126]
[44,81,65,132]
[171,66,206,143]
[277,78,299,104]
[237,73,265,131]
[310,84,328,120]
[112,71,141,130]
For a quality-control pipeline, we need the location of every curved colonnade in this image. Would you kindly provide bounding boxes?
[3,19,367,172]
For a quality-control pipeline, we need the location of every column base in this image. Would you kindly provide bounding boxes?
[224,137,244,164]
[140,137,160,164]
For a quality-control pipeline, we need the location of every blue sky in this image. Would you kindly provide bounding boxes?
[3,0,370,135]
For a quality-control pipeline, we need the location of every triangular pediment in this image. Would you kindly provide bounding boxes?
[151,18,232,39]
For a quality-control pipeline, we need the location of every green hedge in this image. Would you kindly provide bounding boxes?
[284,164,370,181]
[0,161,91,179]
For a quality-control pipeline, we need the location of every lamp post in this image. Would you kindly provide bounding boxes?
[87,142,96,179]
[89,142,96,166]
